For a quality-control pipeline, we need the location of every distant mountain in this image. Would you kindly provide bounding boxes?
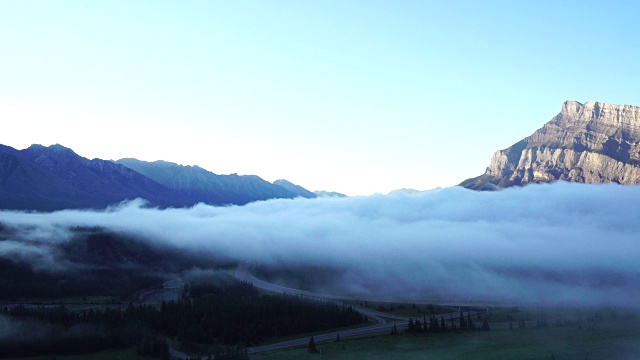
[313,190,347,198]
[116,158,298,205]
[272,179,317,199]
[0,144,185,211]
[461,100,640,190]
[387,188,424,196]
[0,144,314,211]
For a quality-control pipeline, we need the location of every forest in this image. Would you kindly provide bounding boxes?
[0,278,364,359]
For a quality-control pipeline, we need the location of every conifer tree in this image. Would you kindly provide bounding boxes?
[308,337,318,353]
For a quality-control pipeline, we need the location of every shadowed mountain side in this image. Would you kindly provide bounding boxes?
[273,179,317,198]
[461,100,640,190]
[115,158,299,205]
[0,144,188,211]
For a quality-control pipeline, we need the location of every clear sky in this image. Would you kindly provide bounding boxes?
[1,1,639,196]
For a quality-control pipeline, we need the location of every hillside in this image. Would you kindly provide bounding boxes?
[0,144,185,210]
[0,144,314,210]
[116,158,299,205]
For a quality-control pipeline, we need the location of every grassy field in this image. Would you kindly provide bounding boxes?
[6,348,154,360]
[252,316,640,360]
[481,306,605,324]
[344,300,453,318]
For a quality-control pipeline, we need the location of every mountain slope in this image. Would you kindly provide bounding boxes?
[272,179,317,199]
[116,158,298,205]
[461,100,640,190]
[0,145,86,210]
[0,144,320,210]
[313,190,347,198]
[0,144,186,210]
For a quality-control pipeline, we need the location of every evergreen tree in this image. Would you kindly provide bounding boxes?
[308,337,318,353]
[459,309,466,329]
[407,319,415,333]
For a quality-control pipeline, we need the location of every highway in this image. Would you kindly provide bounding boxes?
[234,265,476,354]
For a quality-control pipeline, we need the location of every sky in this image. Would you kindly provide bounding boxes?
[2,1,640,195]
[2,182,640,307]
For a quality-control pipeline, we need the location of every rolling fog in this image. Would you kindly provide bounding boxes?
[1,182,639,307]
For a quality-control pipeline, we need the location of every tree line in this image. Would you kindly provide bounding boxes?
[0,279,364,358]
[400,309,490,334]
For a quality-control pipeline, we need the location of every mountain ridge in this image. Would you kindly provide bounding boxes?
[272,179,317,199]
[0,144,317,211]
[0,144,184,210]
[115,158,299,205]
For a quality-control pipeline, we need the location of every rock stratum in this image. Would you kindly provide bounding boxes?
[461,100,640,190]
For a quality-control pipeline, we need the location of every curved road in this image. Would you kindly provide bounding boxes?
[234,265,476,354]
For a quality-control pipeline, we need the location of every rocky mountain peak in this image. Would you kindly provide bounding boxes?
[560,99,583,115]
[461,100,640,190]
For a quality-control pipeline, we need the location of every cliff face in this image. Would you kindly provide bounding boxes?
[461,100,640,190]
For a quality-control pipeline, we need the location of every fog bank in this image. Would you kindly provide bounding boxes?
[1,182,639,306]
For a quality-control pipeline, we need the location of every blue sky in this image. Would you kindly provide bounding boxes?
[1,1,639,195]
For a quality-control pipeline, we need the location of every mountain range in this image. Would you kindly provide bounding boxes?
[116,158,301,205]
[0,144,322,211]
[461,100,640,190]
[4,99,635,211]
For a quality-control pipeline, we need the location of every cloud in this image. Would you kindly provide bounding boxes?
[1,182,640,307]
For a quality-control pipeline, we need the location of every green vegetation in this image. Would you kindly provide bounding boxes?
[154,285,363,346]
[0,257,163,302]
[6,347,155,360]
[258,316,377,346]
[352,301,452,318]
[1,277,364,359]
[458,174,495,189]
[0,227,235,303]
[12,296,122,305]
[253,314,640,360]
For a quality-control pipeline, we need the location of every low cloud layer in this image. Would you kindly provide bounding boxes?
[1,182,640,307]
